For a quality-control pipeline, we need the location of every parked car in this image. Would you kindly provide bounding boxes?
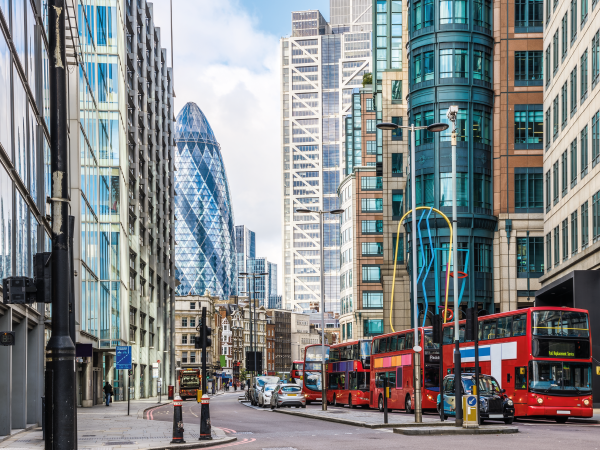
[249,376,280,406]
[437,374,515,424]
[258,384,278,407]
[270,383,306,409]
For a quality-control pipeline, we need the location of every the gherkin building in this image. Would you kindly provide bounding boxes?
[174,102,236,298]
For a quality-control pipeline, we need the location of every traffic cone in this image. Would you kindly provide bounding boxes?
[170,395,186,444]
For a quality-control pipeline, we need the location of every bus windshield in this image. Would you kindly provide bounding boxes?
[529,361,592,394]
[360,340,371,358]
[305,346,329,361]
[304,372,322,391]
[532,310,589,338]
[293,362,303,370]
[423,330,439,349]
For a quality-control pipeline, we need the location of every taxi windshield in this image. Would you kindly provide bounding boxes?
[462,376,499,395]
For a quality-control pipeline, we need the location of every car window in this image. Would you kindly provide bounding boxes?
[281,386,301,392]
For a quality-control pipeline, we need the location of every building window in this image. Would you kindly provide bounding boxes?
[581,0,588,23]
[474,0,492,28]
[440,173,469,207]
[553,226,560,267]
[366,98,374,111]
[552,96,559,137]
[363,291,384,309]
[190,351,196,363]
[474,174,492,210]
[361,176,382,190]
[182,317,188,327]
[514,168,543,211]
[515,51,543,85]
[517,237,544,276]
[473,51,491,82]
[362,265,381,282]
[570,0,577,42]
[545,170,551,212]
[561,82,568,126]
[592,32,600,86]
[391,117,403,140]
[593,111,600,167]
[570,67,578,113]
[546,232,552,272]
[367,140,377,155]
[593,191,600,242]
[439,110,467,142]
[581,125,588,178]
[561,150,568,197]
[362,220,383,234]
[362,242,383,256]
[440,49,468,78]
[415,174,435,206]
[414,111,434,145]
[545,108,551,147]
[570,138,578,188]
[581,50,588,100]
[413,51,435,84]
[393,234,404,262]
[562,219,569,261]
[391,153,403,175]
[553,30,559,73]
[361,198,383,212]
[562,14,568,57]
[545,46,551,87]
[473,110,491,145]
[182,352,188,364]
[364,319,384,337]
[182,334,188,345]
[366,119,377,134]
[514,107,543,148]
[190,317,196,328]
[474,242,492,272]
[346,322,352,339]
[515,0,542,29]
[392,80,402,101]
[440,0,468,24]
[392,192,403,218]
[552,161,558,204]
[581,201,589,248]
[571,210,578,255]
[190,302,196,309]
[413,0,434,31]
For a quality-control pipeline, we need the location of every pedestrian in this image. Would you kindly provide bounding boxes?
[103,381,113,406]
[229,380,232,391]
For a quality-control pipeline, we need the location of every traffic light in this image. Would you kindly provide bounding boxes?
[2,252,52,304]
[0,331,15,346]
[432,314,442,344]
[204,322,212,347]
[195,333,201,349]
[465,307,477,341]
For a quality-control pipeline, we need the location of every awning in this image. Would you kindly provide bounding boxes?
[222,374,232,379]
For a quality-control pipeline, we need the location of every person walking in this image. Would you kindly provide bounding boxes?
[104,382,113,406]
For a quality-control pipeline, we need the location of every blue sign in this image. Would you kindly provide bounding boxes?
[467,396,477,407]
[115,346,132,370]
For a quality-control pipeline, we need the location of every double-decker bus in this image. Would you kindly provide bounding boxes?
[326,340,371,407]
[441,306,592,422]
[290,361,304,386]
[369,327,440,412]
[302,344,330,404]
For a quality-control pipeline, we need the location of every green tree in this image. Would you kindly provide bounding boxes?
[239,367,247,382]
[362,72,373,87]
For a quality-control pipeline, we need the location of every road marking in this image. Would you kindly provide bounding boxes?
[186,437,256,449]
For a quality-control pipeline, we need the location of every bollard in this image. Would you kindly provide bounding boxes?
[199,394,212,440]
[170,395,186,444]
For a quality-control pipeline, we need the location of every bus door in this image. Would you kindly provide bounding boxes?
[512,366,528,416]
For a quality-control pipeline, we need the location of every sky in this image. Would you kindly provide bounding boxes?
[150,0,330,293]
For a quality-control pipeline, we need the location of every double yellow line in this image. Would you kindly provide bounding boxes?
[390,207,453,332]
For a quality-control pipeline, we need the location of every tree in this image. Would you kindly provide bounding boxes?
[362,72,373,87]
[239,367,247,382]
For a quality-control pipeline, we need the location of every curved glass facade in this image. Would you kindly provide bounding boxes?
[407,0,496,314]
[174,102,237,298]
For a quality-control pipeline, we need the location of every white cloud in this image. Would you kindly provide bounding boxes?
[151,0,282,290]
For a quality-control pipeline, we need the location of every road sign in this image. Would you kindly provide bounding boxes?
[116,346,132,370]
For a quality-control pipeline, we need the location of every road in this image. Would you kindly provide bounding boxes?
[146,391,600,449]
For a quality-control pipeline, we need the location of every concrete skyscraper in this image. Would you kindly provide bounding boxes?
[281,0,372,314]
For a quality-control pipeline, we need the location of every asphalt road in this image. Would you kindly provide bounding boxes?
[146,391,600,449]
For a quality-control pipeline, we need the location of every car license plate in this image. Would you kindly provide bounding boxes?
[489,414,504,419]
[288,394,297,396]
[557,410,570,414]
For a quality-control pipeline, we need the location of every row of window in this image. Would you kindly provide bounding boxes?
[414,173,491,210]
[412,0,492,32]
[412,49,491,84]
[413,110,491,146]
[546,0,591,39]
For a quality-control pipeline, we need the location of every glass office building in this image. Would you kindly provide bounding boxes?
[235,225,255,294]
[174,102,236,299]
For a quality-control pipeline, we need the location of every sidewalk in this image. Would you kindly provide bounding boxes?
[0,397,236,449]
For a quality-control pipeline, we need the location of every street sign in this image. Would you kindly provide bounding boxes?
[115,346,132,370]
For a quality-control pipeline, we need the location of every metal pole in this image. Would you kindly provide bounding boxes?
[46,0,76,446]
[202,307,207,394]
[248,277,254,379]
[127,372,130,416]
[253,276,257,376]
[411,124,422,423]
[319,211,327,411]
[452,118,463,427]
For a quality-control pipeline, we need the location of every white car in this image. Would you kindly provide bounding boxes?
[258,384,278,408]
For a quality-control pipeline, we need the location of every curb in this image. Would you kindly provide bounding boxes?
[141,401,173,419]
[0,424,39,444]
[143,436,238,450]
[272,409,445,429]
[393,426,519,435]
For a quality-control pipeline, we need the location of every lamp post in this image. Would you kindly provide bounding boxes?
[377,120,448,423]
[294,207,344,411]
[239,272,268,378]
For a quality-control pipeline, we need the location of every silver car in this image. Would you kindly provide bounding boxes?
[270,383,306,409]
[258,384,278,407]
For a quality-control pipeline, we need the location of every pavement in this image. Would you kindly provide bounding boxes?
[0,396,236,449]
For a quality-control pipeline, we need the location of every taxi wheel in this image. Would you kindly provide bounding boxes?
[504,418,514,425]
[405,395,412,415]
[378,395,384,412]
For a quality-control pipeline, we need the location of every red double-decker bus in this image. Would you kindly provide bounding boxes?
[441,306,592,422]
[290,361,304,386]
[326,340,371,407]
[302,344,330,404]
[369,327,440,412]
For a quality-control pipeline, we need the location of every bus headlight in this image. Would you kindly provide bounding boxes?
[583,399,590,406]
[537,397,543,404]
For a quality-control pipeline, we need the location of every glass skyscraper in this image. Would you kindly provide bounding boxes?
[281,0,372,313]
[235,225,255,294]
[174,102,236,299]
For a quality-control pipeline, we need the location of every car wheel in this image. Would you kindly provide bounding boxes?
[271,403,275,410]
[504,418,514,425]
[405,395,412,415]
[378,395,384,412]
[301,405,306,409]
[555,417,568,424]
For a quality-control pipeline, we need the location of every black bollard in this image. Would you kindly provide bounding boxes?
[170,395,186,444]
[199,394,212,440]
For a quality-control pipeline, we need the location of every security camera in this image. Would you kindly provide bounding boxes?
[446,105,459,122]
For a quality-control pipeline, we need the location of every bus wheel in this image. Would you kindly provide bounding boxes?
[349,396,356,409]
[378,395,384,412]
[555,417,568,424]
[405,395,412,415]
[333,395,338,407]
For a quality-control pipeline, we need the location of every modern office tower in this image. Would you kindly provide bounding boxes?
[122,0,176,399]
[247,257,278,306]
[268,261,278,298]
[281,0,372,314]
[0,0,48,431]
[235,225,256,294]
[174,102,237,299]
[339,87,386,341]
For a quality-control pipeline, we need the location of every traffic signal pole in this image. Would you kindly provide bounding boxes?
[46,0,76,447]
[201,307,207,393]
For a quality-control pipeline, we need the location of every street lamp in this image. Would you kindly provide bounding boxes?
[295,207,344,411]
[239,271,268,379]
[377,119,448,423]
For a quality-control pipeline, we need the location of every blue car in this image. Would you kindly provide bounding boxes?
[437,374,515,424]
